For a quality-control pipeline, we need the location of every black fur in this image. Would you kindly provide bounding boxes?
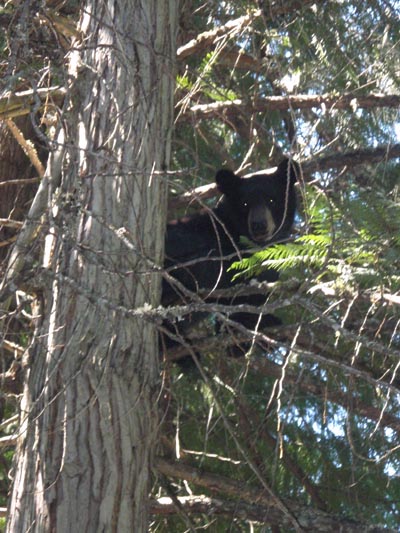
[162,158,298,358]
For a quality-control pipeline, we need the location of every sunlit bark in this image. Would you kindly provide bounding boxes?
[6,1,178,531]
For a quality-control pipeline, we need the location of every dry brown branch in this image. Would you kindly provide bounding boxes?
[0,128,65,296]
[154,458,394,531]
[168,144,400,209]
[177,1,321,60]
[0,236,17,248]
[150,494,279,522]
[0,177,40,188]
[0,435,18,449]
[0,218,23,229]
[187,94,400,117]
[307,144,400,172]
[4,119,45,177]
[177,10,262,59]
[247,348,400,434]
[0,87,66,120]
[0,416,18,433]
[2,339,25,358]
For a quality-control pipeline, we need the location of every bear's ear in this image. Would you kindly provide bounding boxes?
[215,169,242,194]
[276,158,299,184]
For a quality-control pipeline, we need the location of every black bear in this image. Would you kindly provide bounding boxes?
[162,158,298,355]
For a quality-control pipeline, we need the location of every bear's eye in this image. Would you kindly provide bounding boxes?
[242,202,248,208]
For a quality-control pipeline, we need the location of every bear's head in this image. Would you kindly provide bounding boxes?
[215,158,298,244]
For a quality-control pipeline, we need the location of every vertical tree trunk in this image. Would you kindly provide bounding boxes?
[6,1,178,531]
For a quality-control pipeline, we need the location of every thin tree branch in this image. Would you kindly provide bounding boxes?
[0,435,18,449]
[154,458,395,532]
[245,348,400,435]
[177,10,262,60]
[177,1,321,60]
[0,177,40,188]
[4,119,45,177]
[150,494,283,523]
[306,144,400,172]
[0,218,23,229]
[168,144,400,209]
[164,323,400,434]
[0,87,66,120]
[186,93,400,117]
[233,393,329,511]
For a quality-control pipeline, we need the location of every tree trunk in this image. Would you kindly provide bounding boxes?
[6,1,178,531]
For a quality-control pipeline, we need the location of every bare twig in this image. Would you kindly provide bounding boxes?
[0,87,66,120]
[0,218,23,229]
[154,458,394,532]
[0,177,40,188]
[4,119,45,177]
[0,435,18,449]
[168,144,400,209]
[177,10,262,59]
[186,93,400,117]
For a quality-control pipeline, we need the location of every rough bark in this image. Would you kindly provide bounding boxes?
[6,1,178,532]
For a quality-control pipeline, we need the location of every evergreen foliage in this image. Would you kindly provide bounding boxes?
[1,0,400,530]
[163,1,400,529]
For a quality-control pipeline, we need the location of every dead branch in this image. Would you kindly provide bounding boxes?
[2,339,25,358]
[187,93,400,117]
[0,87,66,120]
[0,435,18,449]
[0,177,40,188]
[150,494,280,523]
[168,144,400,209]
[154,458,394,532]
[307,143,400,172]
[4,119,45,177]
[177,10,262,60]
[177,1,321,60]
[0,218,23,229]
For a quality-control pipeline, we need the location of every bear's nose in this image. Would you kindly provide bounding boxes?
[251,220,267,234]
[248,204,276,242]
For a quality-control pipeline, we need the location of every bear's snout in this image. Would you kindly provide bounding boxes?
[248,204,276,243]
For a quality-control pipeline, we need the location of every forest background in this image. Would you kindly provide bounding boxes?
[0,1,399,531]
